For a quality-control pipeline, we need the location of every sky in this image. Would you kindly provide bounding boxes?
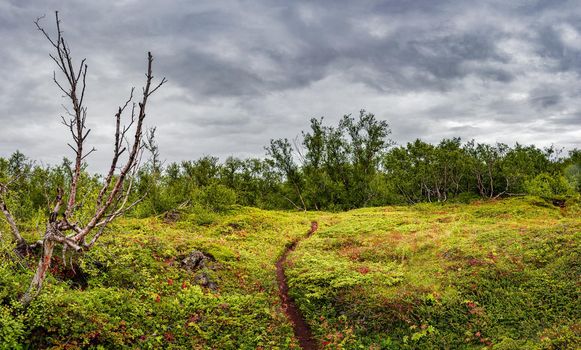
[1,0,580,172]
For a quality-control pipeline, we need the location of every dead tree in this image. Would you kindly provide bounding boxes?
[0,181,28,251]
[0,11,166,306]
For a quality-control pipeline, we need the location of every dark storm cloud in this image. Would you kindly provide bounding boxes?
[1,0,580,171]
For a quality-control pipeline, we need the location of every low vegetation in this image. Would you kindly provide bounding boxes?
[1,206,319,349]
[1,197,579,349]
[286,197,580,349]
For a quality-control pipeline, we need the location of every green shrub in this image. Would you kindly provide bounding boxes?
[538,323,581,350]
[0,241,27,349]
[524,173,574,198]
[187,206,219,226]
[452,191,480,203]
[564,163,581,193]
[194,184,237,212]
[0,303,25,350]
[0,241,30,303]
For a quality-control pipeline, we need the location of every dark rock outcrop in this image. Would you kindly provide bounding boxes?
[181,250,219,290]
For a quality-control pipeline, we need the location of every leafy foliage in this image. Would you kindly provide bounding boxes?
[525,173,575,199]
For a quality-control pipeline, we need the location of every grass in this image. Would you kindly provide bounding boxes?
[0,197,579,349]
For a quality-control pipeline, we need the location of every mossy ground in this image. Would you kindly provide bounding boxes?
[0,198,579,349]
[1,207,321,349]
[286,197,580,349]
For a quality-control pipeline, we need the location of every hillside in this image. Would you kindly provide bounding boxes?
[287,198,580,349]
[0,197,579,349]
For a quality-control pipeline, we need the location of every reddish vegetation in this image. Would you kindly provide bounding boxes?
[276,221,319,350]
[357,266,371,274]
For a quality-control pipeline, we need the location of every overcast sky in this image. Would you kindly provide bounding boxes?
[1,0,580,172]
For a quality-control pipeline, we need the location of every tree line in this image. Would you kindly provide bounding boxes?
[2,110,580,220]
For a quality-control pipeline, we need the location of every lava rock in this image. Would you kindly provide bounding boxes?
[181,250,215,272]
[194,272,219,290]
[181,250,219,290]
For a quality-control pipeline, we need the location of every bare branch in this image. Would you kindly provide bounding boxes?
[0,184,27,247]
[75,52,164,242]
[23,13,163,305]
[49,188,63,223]
[53,72,70,96]
[81,147,96,161]
[66,143,79,155]
[79,64,87,107]
[51,235,82,252]
[34,15,58,48]
[148,77,167,96]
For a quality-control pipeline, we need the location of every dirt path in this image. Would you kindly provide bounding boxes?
[276,221,319,350]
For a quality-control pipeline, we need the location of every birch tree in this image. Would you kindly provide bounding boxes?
[0,11,166,306]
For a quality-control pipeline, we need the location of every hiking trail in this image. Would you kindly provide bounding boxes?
[276,221,319,350]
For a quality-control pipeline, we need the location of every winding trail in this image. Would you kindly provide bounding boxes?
[276,221,319,350]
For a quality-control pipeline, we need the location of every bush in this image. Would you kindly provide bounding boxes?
[0,303,25,350]
[564,163,581,193]
[451,191,480,204]
[0,242,27,350]
[538,323,581,350]
[524,173,574,199]
[0,241,30,302]
[194,184,237,212]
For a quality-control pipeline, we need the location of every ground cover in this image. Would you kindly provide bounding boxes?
[286,197,580,349]
[1,197,579,349]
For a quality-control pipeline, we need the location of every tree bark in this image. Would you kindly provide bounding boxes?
[0,200,27,249]
[20,226,56,306]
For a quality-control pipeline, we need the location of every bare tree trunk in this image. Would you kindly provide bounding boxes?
[488,163,495,198]
[21,226,56,305]
[0,196,30,255]
[476,173,485,197]
[293,182,307,212]
[396,183,415,204]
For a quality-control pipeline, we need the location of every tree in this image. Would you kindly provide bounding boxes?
[464,141,508,198]
[302,117,330,210]
[0,12,166,305]
[563,149,581,192]
[266,138,306,210]
[500,144,549,194]
[340,110,392,207]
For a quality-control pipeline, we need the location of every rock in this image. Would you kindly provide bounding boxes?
[181,250,215,272]
[194,272,219,291]
[163,210,181,223]
[181,250,219,290]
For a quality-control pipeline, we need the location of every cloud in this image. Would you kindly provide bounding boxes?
[0,0,580,172]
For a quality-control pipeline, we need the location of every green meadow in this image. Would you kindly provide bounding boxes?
[1,197,579,349]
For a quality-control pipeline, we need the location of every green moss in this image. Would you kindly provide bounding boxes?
[1,199,578,348]
[287,198,580,349]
